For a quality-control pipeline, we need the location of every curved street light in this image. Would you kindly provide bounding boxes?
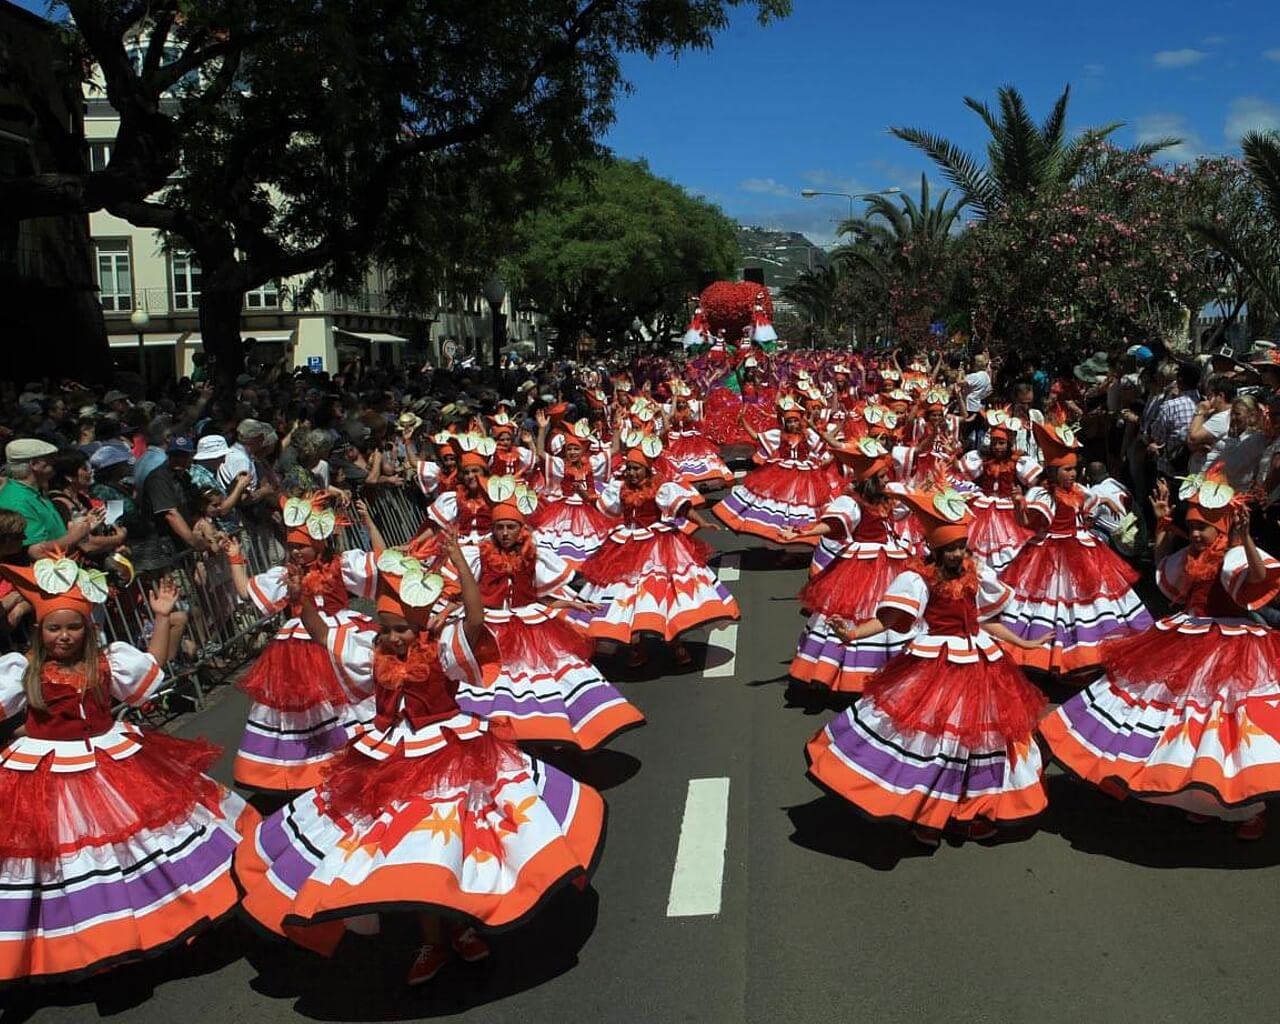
[800,186,902,223]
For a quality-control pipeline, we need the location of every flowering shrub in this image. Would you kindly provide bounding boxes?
[700,280,773,338]
[962,145,1245,355]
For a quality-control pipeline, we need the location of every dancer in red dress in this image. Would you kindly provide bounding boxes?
[998,420,1152,674]
[955,409,1039,572]
[787,437,914,693]
[805,487,1052,847]
[235,533,605,986]
[225,495,383,793]
[0,563,253,985]
[1041,471,1280,840]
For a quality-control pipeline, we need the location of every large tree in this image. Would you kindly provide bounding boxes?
[2,1,788,387]
[503,157,739,349]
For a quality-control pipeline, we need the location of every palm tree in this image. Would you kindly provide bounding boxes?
[781,266,840,330]
[833,173,963,285]
[890,84,1177,216]
[1192,130,1280,321]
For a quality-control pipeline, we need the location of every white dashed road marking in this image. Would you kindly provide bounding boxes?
[666,777,732,917]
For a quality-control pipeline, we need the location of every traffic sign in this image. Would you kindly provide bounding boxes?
[306,355,323,371]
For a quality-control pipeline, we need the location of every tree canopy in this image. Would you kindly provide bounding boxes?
[5,0,788,386]
[503,157,739,347]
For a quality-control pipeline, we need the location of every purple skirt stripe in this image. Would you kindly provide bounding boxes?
[256,806,320,895]
[0,826,235,935]
[794,632,901,673]
[536,764,575,827]
[1054,689,1162,761]
[237,723,351,763]
[719,491,817,530]
[456,679,627,727]
[825,707,1010,799]
[1000,606,1153,646]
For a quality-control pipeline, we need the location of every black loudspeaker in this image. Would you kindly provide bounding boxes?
[743,267,765,286]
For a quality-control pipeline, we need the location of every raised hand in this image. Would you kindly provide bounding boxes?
[148,576,180,616]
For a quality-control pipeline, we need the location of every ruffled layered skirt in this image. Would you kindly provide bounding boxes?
[235,715,604,955]
[572,527,739,643]
[0,730,254,986]
[997,532,1152,674]
[712,462,839,544]
[455,609,644,749]
[806,640,1048,831]
[1040,616,1280,820]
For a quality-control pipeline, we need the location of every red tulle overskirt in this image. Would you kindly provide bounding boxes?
[740,462,840,506]
[319,724,525,822]
[1100,624,1280,701]
[527,499,615,535]
[799,549,904,619]
[493,614,592,669]
[1001,534,1140,601]
[579,530,713,587]
[702,389,776,447]
[866,652,1046,746]
[968,502,1035,557]
[666,432,722,459]
[0,732,224,861]
[239,637,350,711]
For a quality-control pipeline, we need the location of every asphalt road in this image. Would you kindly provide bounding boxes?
[6,509,1280,1024]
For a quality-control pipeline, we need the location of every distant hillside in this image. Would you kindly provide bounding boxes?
[737,226,829,292]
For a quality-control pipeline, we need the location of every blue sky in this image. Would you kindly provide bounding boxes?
[13,0,1279,246]
[606,0,1280,243]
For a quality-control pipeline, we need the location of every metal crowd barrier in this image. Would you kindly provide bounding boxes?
[106,483,432,722]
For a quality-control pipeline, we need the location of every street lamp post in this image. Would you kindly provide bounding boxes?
[130,309,150,394]
[483,273,506,376]
[800,187,902,231]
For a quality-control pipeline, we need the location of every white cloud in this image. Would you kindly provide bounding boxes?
[1202,35,1227,47]
[739,177,792,198]
[1153,48,1208,68]
[1264,47,1280,62]
[1225,96,1280,142]
[1135,113,1202,162]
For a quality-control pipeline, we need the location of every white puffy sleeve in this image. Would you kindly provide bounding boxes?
[340,548,379,600]
[326,620,376,702]
[1016,454,1042,488]
[598,479,624,516]
[415,460,441,498]
[428,490,459,529]
[819,495,862,540]
[534,549,576,599]
[589,451,612,486]
[247,565,289,615]
[957,450,983,481]
[0,652,27,720]
[976,565,1014,621]
[105,642,166,707]
[1022,486,1053,530]
[1221,544,1280,610]
[438,620,495,688]
[876,571,929,627]
[1156,548,1189,605]
[657,481,699,519]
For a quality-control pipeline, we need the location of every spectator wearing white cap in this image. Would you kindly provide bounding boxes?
[0,439,105,560]
[189,433,251,533]
[221,419,269,493]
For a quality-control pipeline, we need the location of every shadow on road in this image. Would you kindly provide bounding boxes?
[534,745,642,792]
[0,917,250,1024]
[1037,773,1280,869]
[785,793,936,871]
[242,885,599,1021]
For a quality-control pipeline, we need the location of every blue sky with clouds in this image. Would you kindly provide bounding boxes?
[606,0,1280,243]
[12,0,1279,246]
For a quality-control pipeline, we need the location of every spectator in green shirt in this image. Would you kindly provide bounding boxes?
[0,439,104,560]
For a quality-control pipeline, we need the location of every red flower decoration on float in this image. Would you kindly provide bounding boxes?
[699,281,774,340]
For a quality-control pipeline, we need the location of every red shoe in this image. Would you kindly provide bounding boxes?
[1184,812,1212,825]
[1237,815,1266,842]
[911,827,940,849]
[968,820,998,841]
[407,944,448,986]
[672,643,692,666]
[450,927,491,963]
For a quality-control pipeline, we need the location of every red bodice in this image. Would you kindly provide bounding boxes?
[25,661,115,741]
[490,448,527,478]
[1049,497,1081,533]
[559,466,593,498]
[478,543,539,609]
[292,556,350,617]
[921,590,980,638]
[851,501,892,544]
[774,433,810,461]
[455,492,493,535]
[977,458,1018,497]
[621,495,661,528]
[372,646,458,731]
